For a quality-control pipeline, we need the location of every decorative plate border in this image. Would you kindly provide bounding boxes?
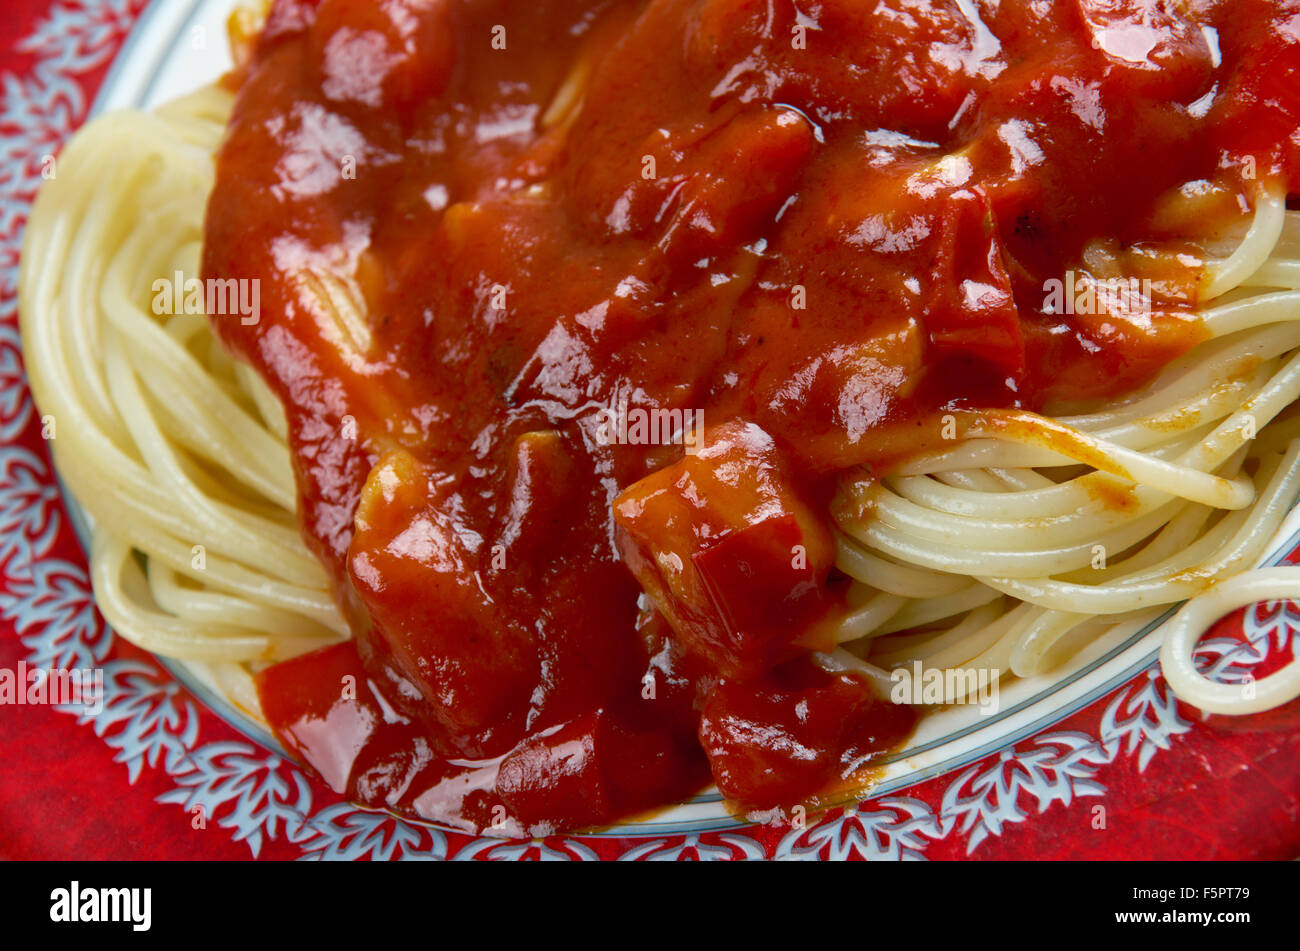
[2,0,1298,860]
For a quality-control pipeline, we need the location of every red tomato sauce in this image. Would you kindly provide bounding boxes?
[203,0,1300,833]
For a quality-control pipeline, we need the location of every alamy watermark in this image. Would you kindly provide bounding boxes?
[1043,271,1154,317]
[889,661,1000,715]
[0,662,103,715]
[50,882,150,931]
[593,397,705,455]
[151,270,260,325]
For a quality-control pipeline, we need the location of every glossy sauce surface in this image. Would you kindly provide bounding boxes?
[204,0,1300,833]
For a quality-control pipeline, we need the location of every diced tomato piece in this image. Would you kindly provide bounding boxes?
[496,711,710,831]
[255,640,382,794]
[699,659,916,810]
[348,451,538,759]
[496,715,608,831]
[612,421,836,678]
[1075,0,1217,100]
[494,430,575,573]
[307,0,454,113]
[924,187,1025,376]
[692,513,823,645]
[596,718,713,821]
